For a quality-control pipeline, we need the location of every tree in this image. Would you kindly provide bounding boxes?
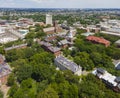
[90,52,102,66]
[37,86,59,98]
[31,64,55,82]
[16,64,32,82]
[8,83,19,98]
[0,90,3,98]
[7,73,15,86]
[74,52,94,70]
[13,78,37,98]
[30,52,54,65]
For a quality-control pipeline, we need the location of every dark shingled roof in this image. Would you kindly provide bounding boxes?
[97,68,105,74]
[115,77,120,83]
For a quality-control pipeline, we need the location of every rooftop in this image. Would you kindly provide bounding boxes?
[115,39,120,45]
[0,63,11,78]
[40,41,52,47]
[55,56,81,73]
[81,32,95,36]
[4,43,27,51]
[48,46,61,53]
[92,68,118,87]
[43,27,55,32]
[86,36,110,46]
[58,39,69,45]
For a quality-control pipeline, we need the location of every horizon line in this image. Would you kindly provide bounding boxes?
[0,7,120,9]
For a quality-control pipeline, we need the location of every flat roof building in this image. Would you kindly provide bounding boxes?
[4,43,27,52]
[92,68,120,92]
[54,56,82,76]
[46,14,52,26]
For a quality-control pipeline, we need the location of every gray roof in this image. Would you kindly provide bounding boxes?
[58,39,69,45]
[115,77,120,83]
[115,39,120,45]
[113,60,120,70]
[55,56,81,73]
[5,43,27,51]
[48,46,61,53]
[116,63,120,70]
[97,68,105,74]
[117,84,120,89]
[40,41,52,47]
[0,63,11,78]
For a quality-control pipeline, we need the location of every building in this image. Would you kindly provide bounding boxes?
[58,39,69,48]
[113,60,120,70]
[39,41,61,57]
[92,68,120,92]
[46,14,53,26]
[48,46,61,57]
[87,25,100,33]
[54,56,82,76]
[0,54,11,85]
[115,39,120,47]
[4,43,27,52]
[43,27,56,35]
[18,18,34,25]
[81,32,95,37]
[43,21,62,35]
[44,34,57,42]
[66,29,76,42]
[86,36,110,47]
[100,19,120,36]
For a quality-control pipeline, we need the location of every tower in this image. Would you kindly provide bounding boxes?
[46,14,53,26]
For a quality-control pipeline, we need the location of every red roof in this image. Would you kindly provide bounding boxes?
[86,36,110,46]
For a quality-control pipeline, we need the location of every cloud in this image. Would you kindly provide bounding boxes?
[0,0,120,8]
[30,0,55,3]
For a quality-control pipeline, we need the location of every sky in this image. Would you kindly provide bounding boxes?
[0,0,120,8]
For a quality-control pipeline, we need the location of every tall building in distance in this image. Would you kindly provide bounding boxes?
[46,14,53,26]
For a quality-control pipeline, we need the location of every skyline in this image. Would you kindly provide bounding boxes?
[0,0,120,8]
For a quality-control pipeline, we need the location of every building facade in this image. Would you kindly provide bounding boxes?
[46,14,53,26]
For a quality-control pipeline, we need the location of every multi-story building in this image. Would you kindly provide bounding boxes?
[54,56,82,76]
[4,43,27,52]
[92,68,120,92]
[86,36,110,47]
[43,21,62,35]
[39,41,61,57]
[46,14,53,26]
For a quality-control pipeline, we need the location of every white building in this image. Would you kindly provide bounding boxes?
[46,14,53,26]
[92,68,120,92]
[54,56,82,76]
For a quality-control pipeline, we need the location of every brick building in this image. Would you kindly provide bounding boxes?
[39,41,61,57]
[86,36,110,47]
